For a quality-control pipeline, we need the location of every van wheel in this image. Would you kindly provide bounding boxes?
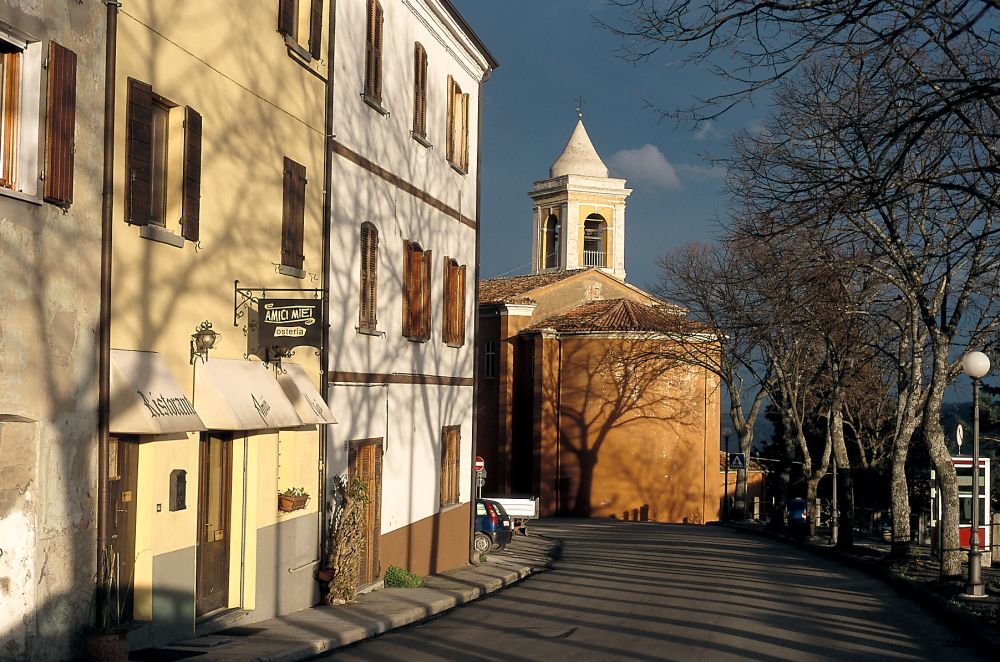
[491,543,507,552]
[473,533,491,553]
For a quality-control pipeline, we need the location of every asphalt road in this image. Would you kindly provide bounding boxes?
[321,520,990,661]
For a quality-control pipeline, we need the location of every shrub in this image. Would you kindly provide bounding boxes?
[383,565,424,588]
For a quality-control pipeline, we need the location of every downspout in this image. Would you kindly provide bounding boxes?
[556,336,563,512]
[97,0,120,626]
[319,0,338,554]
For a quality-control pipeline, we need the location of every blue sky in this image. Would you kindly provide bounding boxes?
[453,0,764,290]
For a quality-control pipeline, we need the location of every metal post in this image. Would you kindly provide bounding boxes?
[964,376,986,597]
[831,455,838,545]
[723,433,730,521]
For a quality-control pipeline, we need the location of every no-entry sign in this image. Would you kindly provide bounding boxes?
[474,456,485,472]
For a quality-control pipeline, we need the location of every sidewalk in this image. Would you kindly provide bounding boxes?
[129,534,560,662]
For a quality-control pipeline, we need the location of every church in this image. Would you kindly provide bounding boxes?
[477,118,723,523]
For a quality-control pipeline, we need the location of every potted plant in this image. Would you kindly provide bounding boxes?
[278,486,310,512]
[86,548,129,662]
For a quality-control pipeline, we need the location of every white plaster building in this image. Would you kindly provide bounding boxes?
[325,0,496,578]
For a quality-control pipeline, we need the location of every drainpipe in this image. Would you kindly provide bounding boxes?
[97,0,120,627]
[318,0,338,556]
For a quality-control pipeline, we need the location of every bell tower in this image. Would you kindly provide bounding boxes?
[529,118,631,280]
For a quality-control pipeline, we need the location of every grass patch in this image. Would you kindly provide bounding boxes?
[383,565,424,588]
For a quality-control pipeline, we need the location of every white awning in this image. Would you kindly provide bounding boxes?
[194,358,303,431]
[276,363,338,424]
[110,349,206,435]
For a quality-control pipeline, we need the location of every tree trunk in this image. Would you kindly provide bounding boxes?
[923,347,961,578]
[831,404,855,549]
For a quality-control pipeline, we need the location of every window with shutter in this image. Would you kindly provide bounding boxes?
[421,248,432,340]
[278,0,297,39]
[308,0,324,59]
[359,222,379,333]
[348,438,383,586]
[445,77,470,172]
[402,241,432,341]
[125,78,153,226]
[440,426,460,508]
[445,76,455,164]
[364,0,384,103]
[43,42,76,206]
[181,107,202,242]
[442,259,466,346]
[412,43,427,140]
[281,157,306,272]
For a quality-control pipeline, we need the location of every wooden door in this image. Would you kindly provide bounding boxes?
[349,439,382,586]
[196,433,232,617]
[108,436,139,623]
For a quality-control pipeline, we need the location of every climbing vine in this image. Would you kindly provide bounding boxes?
[323,475,370,605]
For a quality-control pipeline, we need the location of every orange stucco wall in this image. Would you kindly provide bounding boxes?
[537,335,722,523]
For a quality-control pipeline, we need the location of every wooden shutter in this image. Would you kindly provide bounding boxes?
[445,76,455,162]
[461,92,470,171]
[125,78,153,226]
[413,44,426,137]
[365,0,383,101]
[372,445,382,579]
[373,1,383,101]
[401,240,412,336]
[43,42,76,206]
[457,264,467,345]
[281,157,306,270]
[0,51,20,189]
[181,107,202,241]
[421,249,432,340]
[409,246,423,337]
[278,0,296,37]
[360,223,378,331]
[308,0,323,59]
[441,257,451,343]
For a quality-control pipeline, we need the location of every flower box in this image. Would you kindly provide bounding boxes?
[278,494,309,512]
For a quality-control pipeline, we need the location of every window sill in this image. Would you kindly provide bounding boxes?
[278,265,306,279]
[283,35,327,80]
[411,132,432,149]
[445,342,465,349]
[0,186,42,206]
[404,335,428,344]
[439,501,463,513]
[283,35,312,62]
[448,161,468,176]
[362,93,390,117]
[139,224,185,248]
[356,326,383,337]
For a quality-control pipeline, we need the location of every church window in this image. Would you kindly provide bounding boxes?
[412,43,428,142]
[363,0,384,104]
[402,240,432,341]
[583,214,607,267]
[446,75,469,172]
[543,214,560,269]
[483,340,497,380]
[359,222,379,333]
[442,257,466,346]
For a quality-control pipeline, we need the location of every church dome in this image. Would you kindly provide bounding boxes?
[549,120,609,178]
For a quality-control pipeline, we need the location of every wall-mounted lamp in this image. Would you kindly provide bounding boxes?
[190,320,221,364]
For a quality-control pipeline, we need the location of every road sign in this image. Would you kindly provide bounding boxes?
[728,452,746,470]
[474,456,485,472]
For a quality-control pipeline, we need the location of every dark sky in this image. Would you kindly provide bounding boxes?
[452,0,763,290]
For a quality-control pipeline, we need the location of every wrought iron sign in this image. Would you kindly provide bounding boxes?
[234,281,325,363]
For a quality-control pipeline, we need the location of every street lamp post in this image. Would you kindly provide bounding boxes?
[722,427,732,521]
[961,350,990,599]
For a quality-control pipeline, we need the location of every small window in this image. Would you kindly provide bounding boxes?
[542,214,560,269]
[402,240,432,340]
[359,222,379,333]
[483,340,497,380]
[125,78,202,241]
[442,257,466,346]
[277,0,325,60]
[583,214,607,267]
[0,32,52,200]
[281,157,307,273]
[440,425,460,508]
[364,0,384,104]
[446,75,469,172]
[412,43,428,140]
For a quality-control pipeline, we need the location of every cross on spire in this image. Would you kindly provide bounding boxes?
[575,95,585,119]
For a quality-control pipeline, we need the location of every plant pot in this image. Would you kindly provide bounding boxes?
[86,630,128,662]
[316,568,334,582]
[278,494,309,512]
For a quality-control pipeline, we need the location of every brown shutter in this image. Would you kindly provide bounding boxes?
[360,223,378,330]
[125,78,153,226]
[364,0,375,97]
[401,240,412,336]
[409,246,423,337]
[372,445,382,578]
[44,42,76,206]
[445,76,455,162]
[308,0,323,59]
[421,249,432,340]
[373,1,383,101]
[413,44,426,137]
[281,157,306,270]
[461,93,470,171]
[441,256,450,342]
[457,264,467,345]
[0,52,20,188]
[181,106,202,242]
[278,0,296,37]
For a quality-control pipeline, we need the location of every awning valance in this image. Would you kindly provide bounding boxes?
[110,349,206,435]
[276,363,338,425]
[194,358,303,431]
